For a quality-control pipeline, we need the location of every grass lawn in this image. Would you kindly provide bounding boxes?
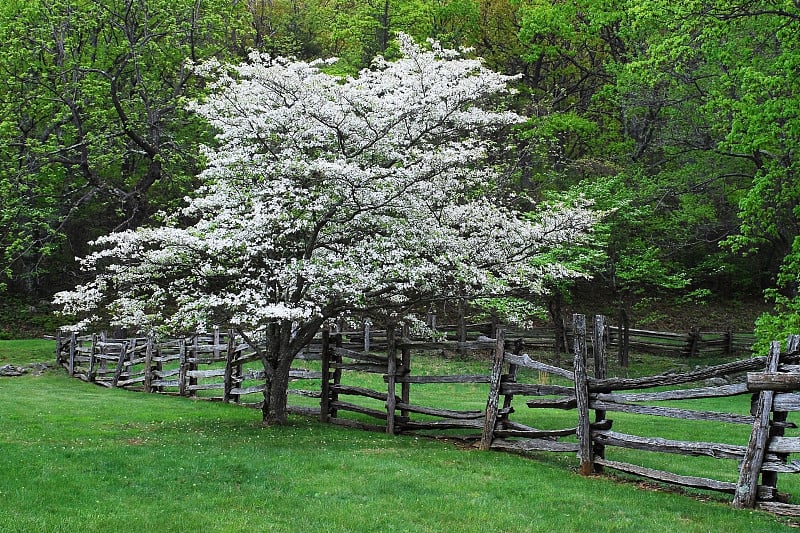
[0,338,54,366]
[1,340,799,532]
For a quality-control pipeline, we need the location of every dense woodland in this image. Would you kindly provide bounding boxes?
[1,0,798,346]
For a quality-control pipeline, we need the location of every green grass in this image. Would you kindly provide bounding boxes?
[0,338,54,365]
[2,340,799,531]
[1,373,797,533]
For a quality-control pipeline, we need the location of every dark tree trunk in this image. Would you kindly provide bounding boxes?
[261,321,294,425]
[618,307,630,367]
[259,315,328,425]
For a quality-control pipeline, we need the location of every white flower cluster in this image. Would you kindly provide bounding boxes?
[55,34,597,336]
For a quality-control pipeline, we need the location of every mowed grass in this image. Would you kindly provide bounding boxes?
[0,338,54,365]
[1,340,799,532]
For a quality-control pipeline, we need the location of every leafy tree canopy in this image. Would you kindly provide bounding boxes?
[55,35,598,423]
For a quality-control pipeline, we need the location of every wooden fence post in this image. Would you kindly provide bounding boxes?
[499,339,522,425]
[733,340,782,508]
[400,322,411,421]
[331,333,343,419]
[190,335,199,396]
[457,297,467,358]
[364,319,371,353]
[155,341,165,393]
[178,338,187,396]
[725,328,734,356]
[686,327,701,357]
[98,331,108,375]
[573,314,594,476]
[386,324,397,434]
[144,335,154,392]
[618,308,629,367]
[223,329,236,403]
[427,309,437,334]
[88,333,98,382]
[480,327,506,451]
[592,315,608,471]
[68,331,77,377]
[761,335,800,493]
[320,328,331,423]
[112,340,129,387]
[213,326,221,360]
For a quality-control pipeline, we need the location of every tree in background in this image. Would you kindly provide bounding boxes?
[0,0,251,294]
[55,35,597,424]
[606,1,800,346]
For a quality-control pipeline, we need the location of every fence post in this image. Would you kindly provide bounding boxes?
[364,319,371,353]
[426,309,437,336]
[685,326,701,357]
[88,333,98,382]
[213,326,221,360]
[155,341,165,393]
[190,335,199,396]
[386,324,397,434]
[573,314,594,476]
[331,333,343,419]
[68,331,77,377]
[480,327,506,451]
[178,338,187,396]
[400,323,411,421]
[592,315,608,471]
[761,335,800,492]
[457,297,467,358]
[499,339,522,426]
[618,308,629,367]
[320,328,331,423]
[733,340,782,508]
[144,335,154,392]
[112,340,129,387]
[725,327,734,356]
[98,331,108,376]
[223,329,236,403]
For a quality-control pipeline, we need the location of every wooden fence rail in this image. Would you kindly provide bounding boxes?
[428,314,754,357]
[480,316,800,516]
[53,316,793,516]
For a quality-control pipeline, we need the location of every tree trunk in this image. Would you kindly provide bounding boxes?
[261,321,294,425]
[618,307,630,367]
[259,316,328,425]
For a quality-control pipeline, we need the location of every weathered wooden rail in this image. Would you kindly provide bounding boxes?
[480,316,800,516]
[54,316,795,515]
[54,329,322,409]
[317,326,497,435]
[432,320,754,357]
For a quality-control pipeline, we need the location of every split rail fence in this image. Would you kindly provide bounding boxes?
[428,319,754,357]
[482,317,800,516]
[55,317,798,515]
[54,328,321,407]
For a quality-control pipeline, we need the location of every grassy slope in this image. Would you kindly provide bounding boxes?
[1,341,799,532]
[0,338,53,366]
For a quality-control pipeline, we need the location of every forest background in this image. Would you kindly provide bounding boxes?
[1,0,798,349]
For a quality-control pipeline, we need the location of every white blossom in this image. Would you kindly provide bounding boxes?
[55,34,597,335]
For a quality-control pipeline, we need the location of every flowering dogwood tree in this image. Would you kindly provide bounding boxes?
[55,34,597,424]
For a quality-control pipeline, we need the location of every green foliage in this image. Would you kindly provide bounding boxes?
[0,297,63,339]
[754,235,800,353]
[1,0,798,340]
[0,0,252,294]
[472,296,548,328]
